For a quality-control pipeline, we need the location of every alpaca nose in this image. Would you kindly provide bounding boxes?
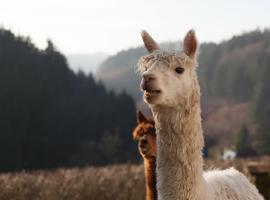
[139,138,148,148]
[141,74,156,90]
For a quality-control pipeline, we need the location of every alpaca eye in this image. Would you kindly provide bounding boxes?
[175,67,184,74]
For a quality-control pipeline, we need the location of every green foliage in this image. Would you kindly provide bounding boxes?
[0,28,138,171]
[255,106,270,155]
[235,125,256,157]
[251,35,270,155]
[199,29,270,103]
[203,135,217,158]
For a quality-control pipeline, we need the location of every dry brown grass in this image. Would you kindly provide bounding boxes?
[0,164,145,200]
[0,157,269,200]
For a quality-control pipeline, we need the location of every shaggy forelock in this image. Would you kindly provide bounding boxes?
[137,50,197,74]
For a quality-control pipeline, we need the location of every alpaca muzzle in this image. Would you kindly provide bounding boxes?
[140,78,160,92]
[140,79,151,91]
[141,73,156,88]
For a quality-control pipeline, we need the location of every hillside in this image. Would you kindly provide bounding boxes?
[67,53,108,74]
[97,30,269,102]
[96,29,270,152]
[0,29,137,171]
[96,42,179,102]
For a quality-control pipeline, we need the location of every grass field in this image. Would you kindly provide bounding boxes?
[0,157,269,200]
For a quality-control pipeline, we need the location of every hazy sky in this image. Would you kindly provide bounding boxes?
[0,0,269,55]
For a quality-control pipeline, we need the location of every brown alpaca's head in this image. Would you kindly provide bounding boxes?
[133,110,157,159]
[137,30,199,108]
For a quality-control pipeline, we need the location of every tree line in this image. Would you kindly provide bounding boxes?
[199,30,270,156]
[0,29,138,171]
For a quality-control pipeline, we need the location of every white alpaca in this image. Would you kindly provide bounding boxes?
[137,30,264,200]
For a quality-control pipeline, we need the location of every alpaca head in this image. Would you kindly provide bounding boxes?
[138,30,199,108]
[133,110,156,159]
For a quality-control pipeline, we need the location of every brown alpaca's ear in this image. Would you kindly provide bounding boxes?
[141,30,159,53]
[183,29,198,59]
[137,110,147,124]
[132,129,140,140]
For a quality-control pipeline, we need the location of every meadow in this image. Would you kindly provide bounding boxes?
[0,157,269,200]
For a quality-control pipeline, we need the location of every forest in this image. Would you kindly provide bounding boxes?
[0,29,138,171]
[0,28,269,172]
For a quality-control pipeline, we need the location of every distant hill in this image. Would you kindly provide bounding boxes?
[96,30,270,104]
[96,42,179,102]
[67,53,108,74]
[96,29,270,154]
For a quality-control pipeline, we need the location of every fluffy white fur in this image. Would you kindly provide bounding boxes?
[138,30,264,200]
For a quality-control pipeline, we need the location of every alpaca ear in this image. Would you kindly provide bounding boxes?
[132,130,140,140]
[137,110,147,124]
[183,29,198,59]
[141,30,159,53]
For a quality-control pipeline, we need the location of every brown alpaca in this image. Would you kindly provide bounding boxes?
[133,110,157,200]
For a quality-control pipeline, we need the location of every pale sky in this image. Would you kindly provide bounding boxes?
[0,0,269,55]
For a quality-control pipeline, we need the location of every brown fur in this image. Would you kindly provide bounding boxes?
[133,110,157,200]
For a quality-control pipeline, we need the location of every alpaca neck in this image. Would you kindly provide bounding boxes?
[144,158,157,200]
[152,103,206,200]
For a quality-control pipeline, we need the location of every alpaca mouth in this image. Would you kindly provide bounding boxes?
[144,89,161,98]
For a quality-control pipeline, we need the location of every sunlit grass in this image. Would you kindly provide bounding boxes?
[0,157,269,200]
